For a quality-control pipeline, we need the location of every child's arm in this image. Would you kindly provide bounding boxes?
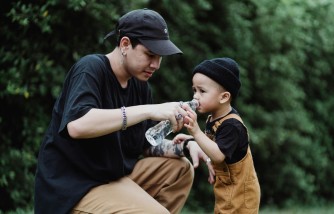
[186,140,216,184]
[184,110,226,164]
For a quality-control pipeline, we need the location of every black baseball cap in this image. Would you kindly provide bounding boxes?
[104,8,182,56]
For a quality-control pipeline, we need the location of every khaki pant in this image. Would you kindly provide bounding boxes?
[72,157,194,214]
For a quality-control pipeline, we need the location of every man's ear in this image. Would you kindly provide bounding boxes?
[119,36,131,50]
[219,91,231,104]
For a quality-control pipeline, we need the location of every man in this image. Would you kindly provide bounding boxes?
[34,8,213,214]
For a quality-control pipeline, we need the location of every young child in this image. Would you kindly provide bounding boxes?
[175,58,261,213]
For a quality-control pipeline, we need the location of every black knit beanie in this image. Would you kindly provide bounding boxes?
[192,57,241,100]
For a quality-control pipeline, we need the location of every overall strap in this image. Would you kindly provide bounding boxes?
[212,114,243,133]
[211,113,250,141]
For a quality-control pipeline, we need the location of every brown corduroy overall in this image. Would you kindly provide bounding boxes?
[206,114,261,214]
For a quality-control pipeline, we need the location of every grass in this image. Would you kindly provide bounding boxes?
[181,205,334,214]
[3,205,334,214]
[260,206,334,214]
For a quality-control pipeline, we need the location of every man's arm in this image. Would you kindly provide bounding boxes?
[67,102,186,139]
[144,139,184,158]
[144,139,216,184]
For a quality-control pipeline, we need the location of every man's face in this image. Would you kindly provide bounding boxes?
[125,44,162,81]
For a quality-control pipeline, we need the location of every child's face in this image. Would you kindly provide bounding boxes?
[192,73,225,114]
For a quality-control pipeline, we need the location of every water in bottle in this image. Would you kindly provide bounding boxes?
[145,99,199,146]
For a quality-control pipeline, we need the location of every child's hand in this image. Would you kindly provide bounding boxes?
[184,110,201,135]
[186,140,216,183]
[173,133,193,144]
[206,159,215,184]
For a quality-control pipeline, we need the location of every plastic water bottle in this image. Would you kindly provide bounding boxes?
[145,99,199,146]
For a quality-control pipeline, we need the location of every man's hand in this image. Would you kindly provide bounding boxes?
[172,133,193,144]
[187,140,215,184]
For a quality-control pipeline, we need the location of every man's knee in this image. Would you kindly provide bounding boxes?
[169,157,195,182]
[180,157,194,179]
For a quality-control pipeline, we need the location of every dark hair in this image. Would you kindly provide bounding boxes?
[116,33,141,48]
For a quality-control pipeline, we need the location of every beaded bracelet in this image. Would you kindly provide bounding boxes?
[121,106,127,130]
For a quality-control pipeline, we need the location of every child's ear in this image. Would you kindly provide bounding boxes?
[219,91,231,104]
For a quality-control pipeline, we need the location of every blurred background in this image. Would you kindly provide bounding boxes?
[1,0,334,213]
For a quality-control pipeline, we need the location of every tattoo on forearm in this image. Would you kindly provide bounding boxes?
[174,143,183,156]
[150,144,165,156]
[146,140,184,157]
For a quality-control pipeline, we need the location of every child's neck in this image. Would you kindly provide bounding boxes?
[211,105,232,121]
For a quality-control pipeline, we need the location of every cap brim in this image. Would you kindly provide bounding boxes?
[104,30,116,40]
[138,39,183,56]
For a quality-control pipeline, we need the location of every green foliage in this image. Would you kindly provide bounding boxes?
[1,0,334,212]
[243,0,333,207]
[0,0,144,211]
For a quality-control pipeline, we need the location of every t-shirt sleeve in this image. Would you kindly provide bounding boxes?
[215,121,240,160]
[58,57,104,137]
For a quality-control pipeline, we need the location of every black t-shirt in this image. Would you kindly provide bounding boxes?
[34,54,154,214]
[205,108,248,164]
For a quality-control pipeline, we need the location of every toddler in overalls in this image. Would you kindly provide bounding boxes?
[174,58,261,214]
